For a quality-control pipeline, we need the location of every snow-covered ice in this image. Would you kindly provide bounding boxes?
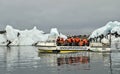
[90,21,120,41]
[0,25,67,45]
[90,21,120,38]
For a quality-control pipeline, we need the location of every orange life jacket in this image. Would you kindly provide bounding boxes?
[83,39,88,45]
[71,38,75,42]
[79,40,84,46]
[75,37,80,43]
[66,38,72,43]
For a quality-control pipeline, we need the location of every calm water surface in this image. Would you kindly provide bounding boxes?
[0,46,120,74]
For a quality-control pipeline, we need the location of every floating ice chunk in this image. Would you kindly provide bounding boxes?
[90,21,120,42]
[0,25,66,45]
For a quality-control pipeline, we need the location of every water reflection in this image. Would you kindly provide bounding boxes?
[57,56,90,66]
[0,46,120,74]
[38,52,90,70]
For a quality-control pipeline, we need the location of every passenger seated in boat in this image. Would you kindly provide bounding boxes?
[74,37,80,46]
[57,37,64,46]
[79,40,84,46]
[64,37,72,46]
[60,38,64,46]
[64,39,68,46]
[83,38,89,46]
[57,36,89,46]
[57,37,60,46]
[71,37,75,46]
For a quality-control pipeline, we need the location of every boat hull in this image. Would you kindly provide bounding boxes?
[39,50,85,53]
[38,46,111,53]
[38,46,89,53]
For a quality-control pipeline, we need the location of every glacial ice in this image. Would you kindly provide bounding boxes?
[0,25,67,45]
[89,21,120,45]
[90,21,120,38]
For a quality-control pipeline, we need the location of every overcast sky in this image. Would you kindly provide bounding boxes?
[0,0,120,35]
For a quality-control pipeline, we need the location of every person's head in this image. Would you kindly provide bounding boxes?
[58,36,60,38]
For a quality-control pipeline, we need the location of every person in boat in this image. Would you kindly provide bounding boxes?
[63,36,70,46]
[60,38,64,46]
[71,36,76,46]
[74,37,80,46]
[57,36,61,46]
[79,39,84,46]
[83,38,89,46]
[64,39,67,46]
[57,36,64,46]
[69,37,73,46]
[65,37,72,46]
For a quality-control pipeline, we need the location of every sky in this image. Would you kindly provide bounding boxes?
[0,0,120,35]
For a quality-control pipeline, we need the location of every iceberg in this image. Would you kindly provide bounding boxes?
[90,21,120,38]
[89,21,120,44]
[0,25,67,46]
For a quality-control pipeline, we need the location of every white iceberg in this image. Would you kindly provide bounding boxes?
[89,21,120,44]
[90,21,120,38]
[0,25,67,46]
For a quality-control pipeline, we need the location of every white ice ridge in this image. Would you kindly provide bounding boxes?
[0,25,67,45]
[89,21,120,44]
[90,21,120,38]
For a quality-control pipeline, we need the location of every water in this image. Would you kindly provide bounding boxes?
[0,46,120,74]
